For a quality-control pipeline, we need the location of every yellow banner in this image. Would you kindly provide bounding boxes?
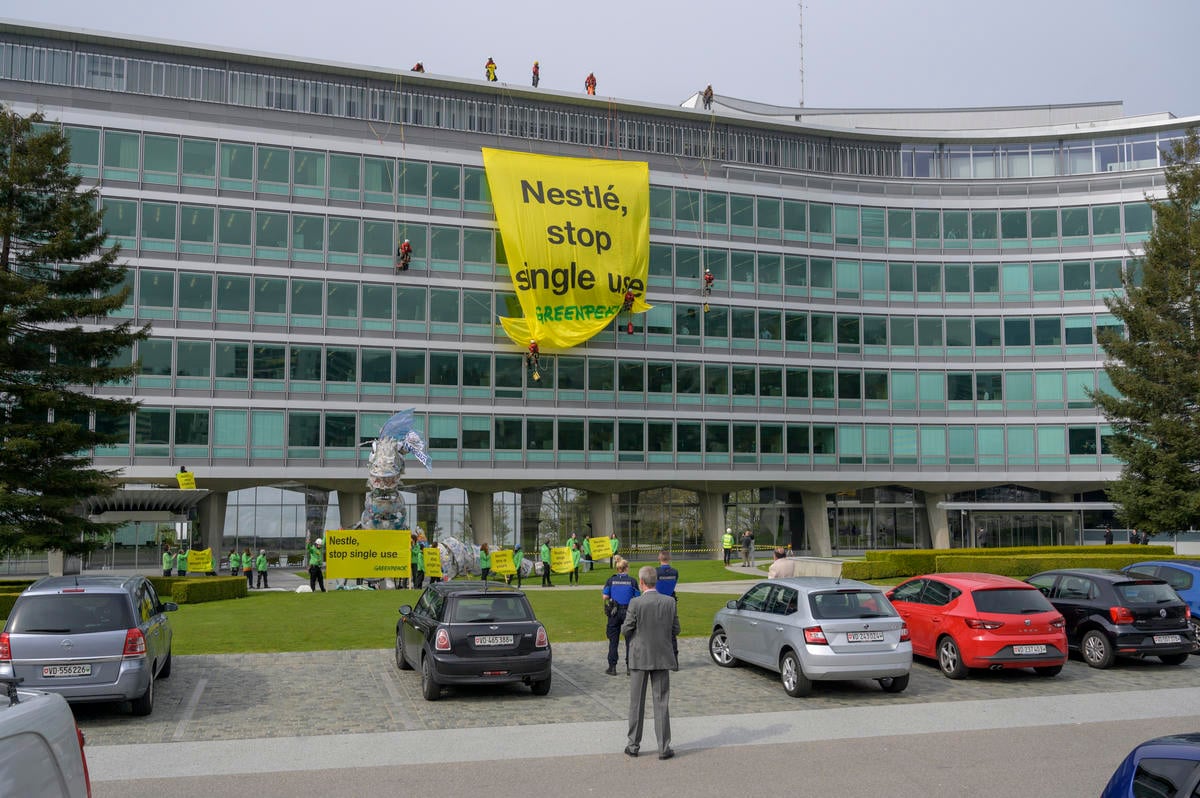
[550,546,574,574]
[176,471,196,489]
[492,550,515,576]
[186,548,212,573]
[589,537,613,560]
[325,529,412,580]
[423,547,443,579]
[482,148,650,350]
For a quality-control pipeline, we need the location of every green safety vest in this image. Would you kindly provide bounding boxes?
[479,550,491,569]
[256,554,267,571]
[162,552,173,570]
[243,554,252,570]
[176,552,187,570]
[722,533,735,549]
[611,538,620,554]
[540,544,550,562]
[571,547,581,567]
[416,546,424,570]
[308,545,322,566]
[582,539,590,555]
[229,552,240,569]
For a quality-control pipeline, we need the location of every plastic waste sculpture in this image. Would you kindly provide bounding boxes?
[359,410,431,532]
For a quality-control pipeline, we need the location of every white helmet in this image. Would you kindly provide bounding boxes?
[315,537,323,547]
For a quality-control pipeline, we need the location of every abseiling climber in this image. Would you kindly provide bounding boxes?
[526,339,541,381]
[396,238,412,270]
[485,57,498,82]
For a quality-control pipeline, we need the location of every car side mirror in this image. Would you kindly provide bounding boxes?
[726,599,738,610]
[1037,587,1050,596]
[399,605,412,616]
[161,602,179,613]
[885,590,894,600]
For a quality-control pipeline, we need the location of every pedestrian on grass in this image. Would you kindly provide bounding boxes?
[307,537,326,592]
[722,527,735,565]
[510,540,524,587]
[256,549,269,588]
[243,547,254,589]
[229,548,240,577]
[570,539,582,585]
[176,545,189,577]
[740,529,754,567]
[582,534,592,571]
[161,545,173,577]
[610,533,620,569]
[479,543,492,582]
[540,538,553,587]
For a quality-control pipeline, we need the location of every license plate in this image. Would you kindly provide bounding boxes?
[1013,645,1047,655]
[846,631,885,643]
[1154,634,1183,644]
[475,635,513,646]
[43,664,91,677]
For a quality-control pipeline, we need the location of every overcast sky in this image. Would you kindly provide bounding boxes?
[11,0,1200,117]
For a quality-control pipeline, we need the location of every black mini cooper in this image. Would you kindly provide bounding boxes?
[396,582,551,700]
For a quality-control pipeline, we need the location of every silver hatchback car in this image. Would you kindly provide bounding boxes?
[710,577,913,696]
[0,575,176,716]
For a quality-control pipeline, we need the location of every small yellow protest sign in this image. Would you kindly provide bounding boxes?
[483,148,650,351]
[550,546,574,574]
[325,529,412,580]
[492,550,515,576]
[176,471,196,490]
[424,547,443,579]
[186,548,213,573]
[588,537,613,561]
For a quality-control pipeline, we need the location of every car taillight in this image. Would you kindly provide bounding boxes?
[534,626,548,648]
[1187,607,1193,620]
[1050,616,1066,629]
[965,618,1003,630]
[803,626,828,645]
[0,632,10,661]
[76,725,92,798]
[434,628,451,651]
[899,623,910,643]
[1110,606,1135,624]
[122,629,146,657]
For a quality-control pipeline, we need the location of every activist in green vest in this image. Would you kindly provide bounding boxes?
[722,528,735,565]
[175,548,188,577]
[582,536,592,571]
[415,541,425,589]
[539,540,552,587]
[229,550,240,575]
[569,541,581,585]
[306,538,326,593]
[609,534,620,568]
[479,543,492,581]
[255,550,268,589]
[161,547,173,577]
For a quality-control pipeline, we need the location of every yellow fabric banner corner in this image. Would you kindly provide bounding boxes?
[482,148,650,351]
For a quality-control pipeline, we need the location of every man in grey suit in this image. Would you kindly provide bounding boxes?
[621,565,680,760]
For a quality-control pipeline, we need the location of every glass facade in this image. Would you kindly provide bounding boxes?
[3,22,1187,553]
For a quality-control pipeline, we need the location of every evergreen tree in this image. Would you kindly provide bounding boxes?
[1093,128,1200,534]
[0,108,147,557]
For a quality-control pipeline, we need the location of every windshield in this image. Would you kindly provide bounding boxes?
[971,588,1055,615]
[449,596,532,623]
[7,594,134,634]
[809,590,896,619]
[1116,582,1181,605]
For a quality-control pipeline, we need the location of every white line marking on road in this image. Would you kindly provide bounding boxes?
[173,677,207,741]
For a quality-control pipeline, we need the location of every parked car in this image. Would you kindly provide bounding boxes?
[886,572,1067,679]
[1123,560,1200,649]
[709,577,912,696]
[1027,568,1194,668]
[396,581,551,701]
[1102,732,1200,797]
[0,575,176,716]
[0,677,91,797]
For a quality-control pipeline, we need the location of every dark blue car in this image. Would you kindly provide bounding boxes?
[1124,561,1200,650]
[1102,733,1200,797]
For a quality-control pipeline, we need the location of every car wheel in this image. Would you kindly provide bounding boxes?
[1159,653,1190,666]
[530,675,552,696]
[878,674,910,693]
[420,656,440,701]
[1034,664,1063,677]
[709,628,738,668]
[1190,618,1200,654]
[158,651,172,680]
[779,650,812,697]
[1081,630,1115,669]
[130,675,154,716]
[937,636,968,679]
[395,634,412,670]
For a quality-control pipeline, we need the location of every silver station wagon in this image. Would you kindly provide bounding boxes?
[0,576,176,716]
[710,577,913,696]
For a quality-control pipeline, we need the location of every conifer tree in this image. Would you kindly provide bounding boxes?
[1093,129,1200,534]
[0,107,147,557]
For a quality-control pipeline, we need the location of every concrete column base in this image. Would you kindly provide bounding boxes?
[699,492,726,560]
[467,491,494,545]
[801,491,832,558]
[923,493,949,549]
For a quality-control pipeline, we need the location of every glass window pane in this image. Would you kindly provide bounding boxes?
[293,150,325,190]
[257,146,290,183]
[143,134,178,174]
[180,205,214,244]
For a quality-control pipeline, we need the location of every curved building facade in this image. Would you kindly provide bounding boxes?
[1,21,1189,561]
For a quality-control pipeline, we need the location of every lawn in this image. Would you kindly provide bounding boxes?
[169,584,744,654]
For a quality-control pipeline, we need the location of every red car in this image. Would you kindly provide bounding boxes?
[886,573,1067,679]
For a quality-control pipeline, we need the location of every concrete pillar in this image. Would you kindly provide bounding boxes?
[337,491,365,530]
[801,491,832,558]
[467,491,494,545]
[47,550,81,577]
[923,492,949,549]
[521,488,544,548]
[698,491,725,559]
[414,485,441,540]
[196,491,228,554]
[588,491,614,542]
[302,488,329,545]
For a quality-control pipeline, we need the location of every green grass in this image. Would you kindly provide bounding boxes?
[168,581,744,654]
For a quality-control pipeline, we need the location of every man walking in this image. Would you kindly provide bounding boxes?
[622,565,680,760]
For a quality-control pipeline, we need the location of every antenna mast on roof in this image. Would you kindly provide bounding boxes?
[798,1,805,107]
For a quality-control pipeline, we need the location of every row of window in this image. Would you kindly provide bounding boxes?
[8,39,1189,181]
[121,338,1115,408]
[100,409,1117,463]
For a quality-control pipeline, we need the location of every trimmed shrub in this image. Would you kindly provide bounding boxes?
[170,577,247,604]
[841,560,901,580]
[932,552,1193,579]
[0,591,20,620]
[862,545,1175,579]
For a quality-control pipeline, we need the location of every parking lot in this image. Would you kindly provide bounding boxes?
[72,637,1200,746]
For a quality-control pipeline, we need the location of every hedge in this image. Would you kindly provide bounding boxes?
[0,591,20,620]
[843,545,1176,581]
[149,575,247,604]
[933,552,1193,578]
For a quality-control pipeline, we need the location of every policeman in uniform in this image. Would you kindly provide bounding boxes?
[603,557,640,675]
